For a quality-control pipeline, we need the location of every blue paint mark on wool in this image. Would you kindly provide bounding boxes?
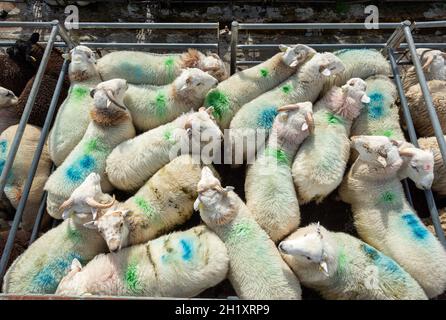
[401,213,429,240]
[66,155,96,182]
[0,140,7,155]
[120,61,146,83]
[361,243,400,274]
[180,239,193,261]
[257,107,278,129]
[367,92,385,119]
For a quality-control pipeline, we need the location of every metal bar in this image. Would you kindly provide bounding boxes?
[57,21,78,49]
[403,25,446,168]
[0,21,56,27]
[230,21,239,75]
[0,58,69,286]
[414,20,446,28]
[78,42,218,49]
[402,179,414,207]
[0,25,59,197]
[238,22,402,30]
[238,44,387,50]
[29,191,48,245]
[75,22,218,29]
[389,49,446,246]
[385,20,411,54]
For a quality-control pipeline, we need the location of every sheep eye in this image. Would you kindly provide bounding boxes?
[306,256,311,261]
[411,165,420,172]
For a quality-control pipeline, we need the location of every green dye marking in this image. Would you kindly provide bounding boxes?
[71,85,89,101]
[264,147,290,166]
[259,68,269,78]
[124,262,141,293]
[84,138,108,154]
[327,112,344,125]
[337,247,348,274]
[281,84,292,94]
[154,91,167,118]
[163,126,176,143]
[377,129,394,138]
[380,191,396,203]
[227,219,256,245]
[165,57,175,81]
[205,90,230,120]
[66,224,82,244]
[134,196,157,219]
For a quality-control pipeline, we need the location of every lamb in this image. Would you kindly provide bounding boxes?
[80,155,210,252]
[339,135,446,298]
[106,107,222,192]
[96,49,228,85]
[124,68,218,132]
[0,124,52,231]
[44,79,136,219]
[405,80,446,137]
[0,86,19,134]
[203,44,317,129]
[228,52,345,161]
[418,135,446,195]
[55,225,229,297]
[279,223,428,300]
[48,45,103,166]
[292,78,370,204]
[245,102,314,242]
[322,49,391,94]
[2,175,111,294]
[195,167,302,299]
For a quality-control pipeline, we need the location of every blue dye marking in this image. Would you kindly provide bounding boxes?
[361,243,400,274]
[79,154,95,169]
[120,62,146,82]
[0,140,7,155]
[66,166,83,182]
[257,107,278,129]
[0,159,4,175]
[65,155,96,182]
[401,213,429,240]
[367,92,385,119]
[180,239,193,261]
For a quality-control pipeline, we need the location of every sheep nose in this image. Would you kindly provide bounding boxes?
[278,242,286,253]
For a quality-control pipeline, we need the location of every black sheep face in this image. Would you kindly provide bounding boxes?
[6,33,40,64]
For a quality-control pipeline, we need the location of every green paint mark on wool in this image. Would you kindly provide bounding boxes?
[165,57,176,81]
[163,126,176,143]
[227,218,256,245]
[205,90,230,120]
[66,223,82,244]
[259,68,269,77]
[327,112,344,125]
[281,83,293,94]
[264,147,290,166]
[155,91,167,118]
[373,129,394,138]
[380,191,396,204]
[134,196,157,219]
[337,247,348,274]
[71,85,89,101]
[84,138,108,154]
[125,262,142,293]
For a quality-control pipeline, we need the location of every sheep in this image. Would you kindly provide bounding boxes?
[245,102,314,242]
[106,107,222,192]
[83,155,212,252]
[339,135,446,298]
[0,124,52,231]
[195,167,302,300]
[44,79,136,219]
[0,86,19,134]
[279,223,428,300]
[203,44,317,129]
[418,135,446,196]
[228,52,345,162]
[405,80,446,137]
[292,78,370,204]
[55,225,229,297]
[48,45,103,166]
[322,49,391,94]
[0,33,42,96]
[402,48,446,91]
[96,49,228,85]
[2,174,112,294]
[124,68,218,132]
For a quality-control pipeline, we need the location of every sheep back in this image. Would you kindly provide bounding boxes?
[418,135,446,196]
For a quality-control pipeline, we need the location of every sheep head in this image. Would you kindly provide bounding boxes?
[195,167,236,226]
[273,101,314,146]
[317,53,345,77]
[335,78,370,120]
[90,78,129,114]
[350,135,403,169]
[84,207,130,253]
[0,86,18,108]
[6,32,40,65]
[59,172,115,221]
[196,51,228,82]
[64,45,98,81]
[279,44,317,68]
[416,48,446,76]
[397,143,434,190]
[174,68,218,99]
[279,223,334,281]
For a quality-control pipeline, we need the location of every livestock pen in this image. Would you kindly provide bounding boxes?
[0,19,445,299]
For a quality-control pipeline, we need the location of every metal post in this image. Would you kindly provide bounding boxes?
[57,20,78,49]
[389,49,446,247]
[403,24,446,169]
[230,21,238,75]
[384,20,411,56]
[0,58,69,286]
[0,25,59,197]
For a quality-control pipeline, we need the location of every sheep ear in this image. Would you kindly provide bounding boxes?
[377,155,387,167]
[319,261,329,276]
[279,44,289,52]
[321,68,331,76]
[301,122,309,132]
[289,59,299,68]
[122,210,130,218]
[90,89,96,98]
[62,53,71,60]
[70,258,82,272]
[193,197,201,211]
[62,210,72,220]
[361,94,371,104]
[83,220,98,230]
[224,186,235,192]
[29,33,40,44]
[205,106,214,116]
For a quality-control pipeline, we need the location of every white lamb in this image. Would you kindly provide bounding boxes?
[55,225,229,297]
[292,78,370,204]
[106,107,222,192]
[195,167,302,299]
[403,48,446,90]
[245,102,314,242]
[339,135,446,298]
[279,223,428,300]
[49,45,102,166]
[124,68,218,132]
[44,79,136,219]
